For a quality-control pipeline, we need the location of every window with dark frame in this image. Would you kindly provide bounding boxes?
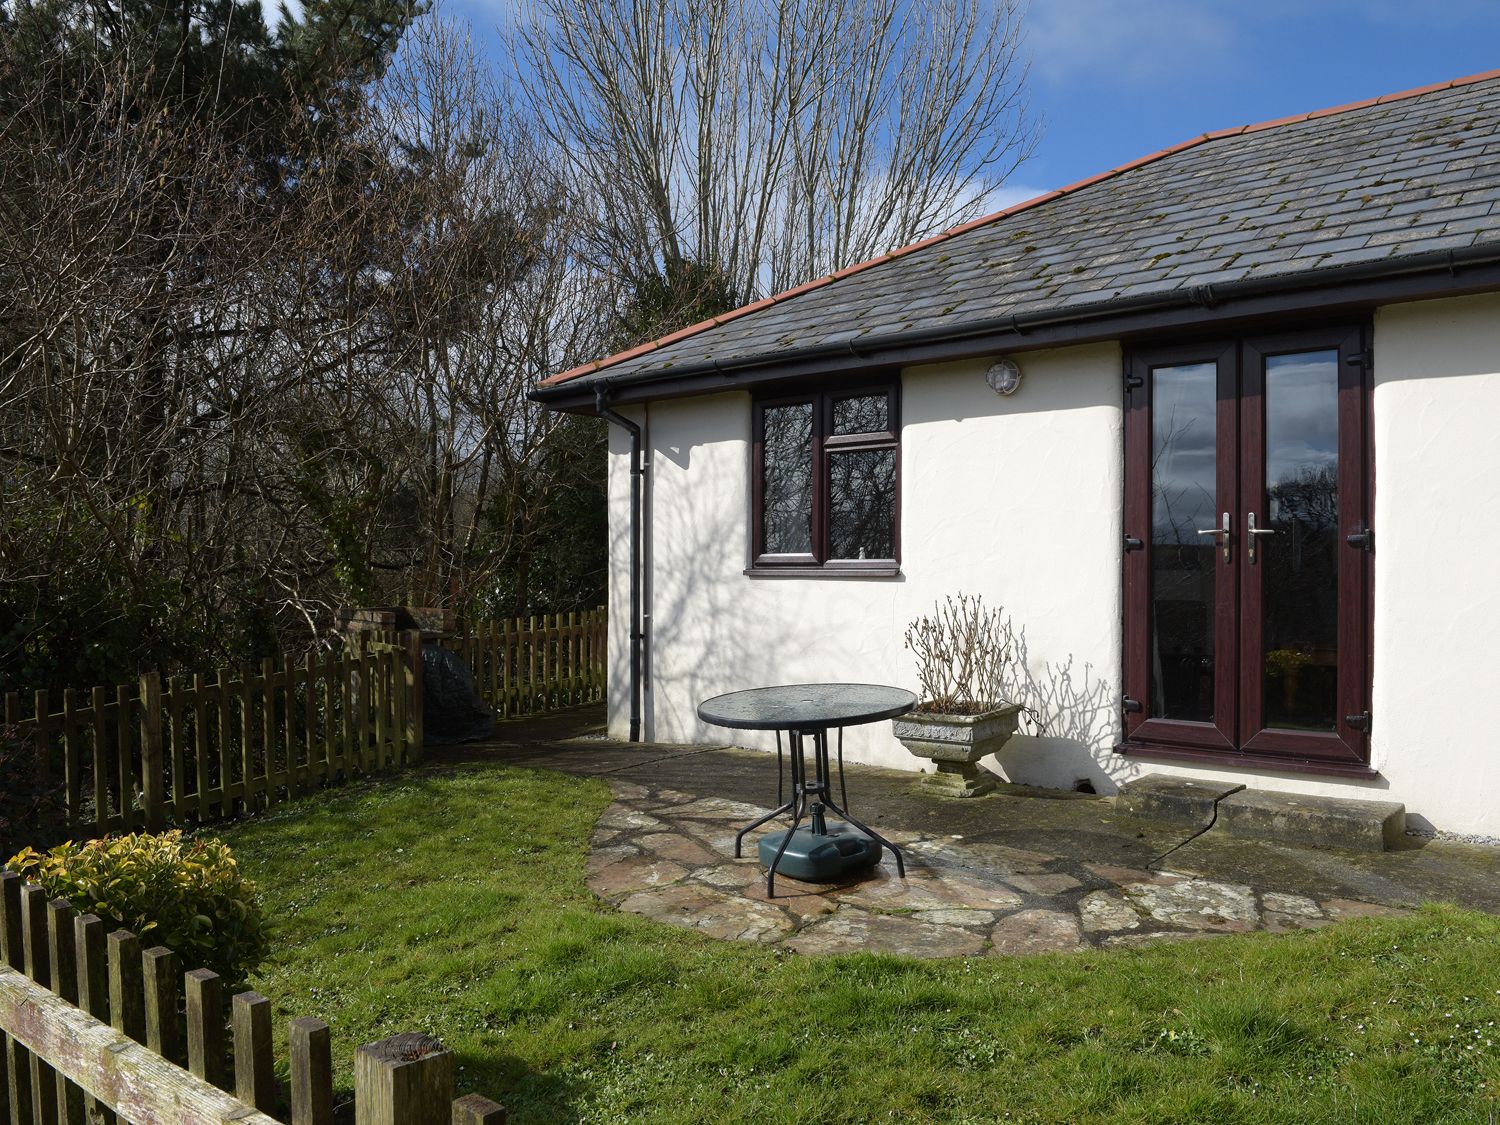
[751,384,900,573]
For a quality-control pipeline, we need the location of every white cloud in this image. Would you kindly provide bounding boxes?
[1025,0,1236,87]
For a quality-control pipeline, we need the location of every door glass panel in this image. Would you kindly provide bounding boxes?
[1261,350,1339,730]
[1150,363,1218,722]
[762,403,814,554]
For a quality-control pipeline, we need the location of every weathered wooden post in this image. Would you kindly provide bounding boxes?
[107,930,145,1044]
[403,629,425,763]
[47,899,86,1124]
[74,913,109,1122]
[0,871,26,1125]
[354,1033,453,1125]
[21,885,60,1122]
[290,1017,334,1125]
[185,968,225,1089]
[143,946,181,1064]
[233,991,278,1111]
[140,672,166,831]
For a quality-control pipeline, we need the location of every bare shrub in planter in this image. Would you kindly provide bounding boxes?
[896,595,1035,797]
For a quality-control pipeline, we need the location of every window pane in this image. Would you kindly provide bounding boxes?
[832,394,888,435]
[761,403,814,554]
[1262,349,1339,731]
[1149,362,1218,723]
[828,449,895,559]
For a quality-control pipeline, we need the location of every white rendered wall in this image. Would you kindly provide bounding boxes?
[610,343,1127,790]
[603,294,1500,833]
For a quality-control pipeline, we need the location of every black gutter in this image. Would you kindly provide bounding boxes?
[594,385,643,742]
[533,243,1500,409]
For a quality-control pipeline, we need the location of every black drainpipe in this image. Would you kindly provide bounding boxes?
[595,384,643,741]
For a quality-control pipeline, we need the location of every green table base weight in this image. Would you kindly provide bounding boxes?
[756,807,883,883]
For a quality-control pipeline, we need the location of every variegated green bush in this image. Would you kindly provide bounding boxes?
[7,830,266,988]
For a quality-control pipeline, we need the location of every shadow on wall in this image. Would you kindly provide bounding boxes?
[982,627,1143,796]
[635,409,759,744]
[634,400,904,750]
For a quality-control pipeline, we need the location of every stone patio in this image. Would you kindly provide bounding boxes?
[447,705,1500,959]
[587,778,1401,957]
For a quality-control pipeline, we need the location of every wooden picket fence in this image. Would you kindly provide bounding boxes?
[443,607,606,719]
[0,871,505,1125]
[3,633,424,839]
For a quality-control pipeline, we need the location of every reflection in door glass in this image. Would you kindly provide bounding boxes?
[1150,363,1217,722]
[1262,350,1339,730]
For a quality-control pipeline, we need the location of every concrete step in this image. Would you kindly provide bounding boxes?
[1115,775,1244,827]
[1116,773,1406,852]
[1217,788,1406,853]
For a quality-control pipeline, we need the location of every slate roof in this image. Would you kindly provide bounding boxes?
[540,70,1500,394]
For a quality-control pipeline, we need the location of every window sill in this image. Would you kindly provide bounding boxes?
[744,565,902,579]
[1114,739,1379,780]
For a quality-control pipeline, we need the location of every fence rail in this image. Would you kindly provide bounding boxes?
[443,608,606,718]
[0,870,505,1124]
[4,633,423,839]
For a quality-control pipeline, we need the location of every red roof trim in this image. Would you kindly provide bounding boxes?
[541,65,1500,389]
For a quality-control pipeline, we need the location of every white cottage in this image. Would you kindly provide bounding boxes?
[534,70,1500,836]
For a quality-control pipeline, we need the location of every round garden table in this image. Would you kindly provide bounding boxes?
[697,684,917,897]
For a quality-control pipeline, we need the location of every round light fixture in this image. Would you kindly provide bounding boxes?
[985,357,1023,396]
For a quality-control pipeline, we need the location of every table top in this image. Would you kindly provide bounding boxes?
[697,683,917,732]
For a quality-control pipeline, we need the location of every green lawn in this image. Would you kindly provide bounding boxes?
[218,758,1500,1123]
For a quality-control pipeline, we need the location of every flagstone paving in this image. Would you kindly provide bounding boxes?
[587,779,1406,958]
[447,706,1500,954]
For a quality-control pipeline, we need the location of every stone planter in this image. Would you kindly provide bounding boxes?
[892,702,1023,798]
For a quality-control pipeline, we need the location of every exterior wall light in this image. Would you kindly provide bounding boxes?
[985,357,1023,396]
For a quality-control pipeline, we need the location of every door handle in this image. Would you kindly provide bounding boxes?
[1246,511,1277,564]
[1196,512,1231,564]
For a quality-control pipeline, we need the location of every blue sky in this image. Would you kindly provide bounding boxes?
[444,0,1499,213]
[1005,0,1500,206]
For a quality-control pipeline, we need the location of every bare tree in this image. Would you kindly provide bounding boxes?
[510,0,1037,305]
[0,13,612,690]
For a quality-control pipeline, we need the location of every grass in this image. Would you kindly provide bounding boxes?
[218,758,1500,1123]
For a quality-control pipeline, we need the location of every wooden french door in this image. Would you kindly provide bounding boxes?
[1122,326,1372,770]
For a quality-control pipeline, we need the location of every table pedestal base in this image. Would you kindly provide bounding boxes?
[756,814,882,883]
[734,728,906,897]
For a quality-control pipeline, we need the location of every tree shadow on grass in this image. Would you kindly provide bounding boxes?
[446,1047,592,1125]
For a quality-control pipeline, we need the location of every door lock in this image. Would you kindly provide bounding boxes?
[1197,511,1231,563]
[1246,511,1277,564]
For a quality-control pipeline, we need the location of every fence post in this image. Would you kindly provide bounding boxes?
[1,871,26,1125]
[403,630,425,763]
[233,991,278,1112]
[354,1033,453,1125]
[74,913,108,1123]
[143,946,181,1064]
[290,1017,334,1125]
[107,930,145,1044]
[140,672,166,832]
[185,969,225,1090]
[47,899,86,1123]
[23,884,60,1122]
